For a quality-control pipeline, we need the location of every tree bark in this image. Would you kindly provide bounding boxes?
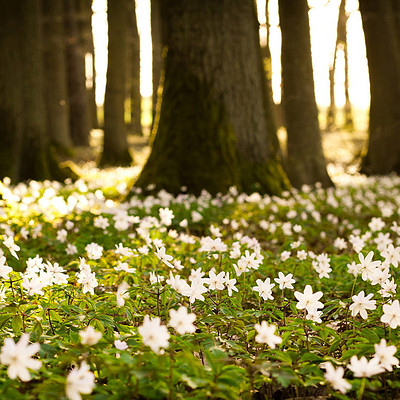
[279,0,333,188]
[42,0,73,152]
[359,0,400,174]
[127,0,142,136]
[0,2,23,181]
[0,0,69,182]
[135,0,288,195]
[64,0,90,146]
[76,0,98,130]
[100,0,133,166]
[151,0,163,131]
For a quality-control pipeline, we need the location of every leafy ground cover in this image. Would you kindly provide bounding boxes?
[0,171,399,399]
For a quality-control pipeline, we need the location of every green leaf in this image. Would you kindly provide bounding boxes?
[12,314,23,335]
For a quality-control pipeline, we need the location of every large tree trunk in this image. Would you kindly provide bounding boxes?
[359,0,400,174]
[100,0,133,166]
[151,0,163,131]
[0,3,23,181]
[135,0,288,195]
[42,0,73,152]
[64,0,90,146]
[127,0,142,136]
[279,0,333,188]
[0,0,68,182]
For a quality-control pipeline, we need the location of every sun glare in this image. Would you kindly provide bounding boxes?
[93,0,369,110]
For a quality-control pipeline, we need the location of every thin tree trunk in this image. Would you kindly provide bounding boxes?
[42,0,73,152]
[76,0,98,130]
[128,0,142,136]
[100,0,133,166]
[151,0,163,131]
[360,0,400,174]
[135,0,288,195]
[279,0,333,188]
[64,0,90,146]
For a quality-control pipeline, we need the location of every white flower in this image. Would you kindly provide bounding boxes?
[323,363,351,394]
[22,274,46,296]
[347,356,384,377]
[159,207,174,226]
[116,281,130,307]
[381,299,400,328]
[66,244,78,255]
[138,315,170,354]
[204,271,225,290]
[85,242,103,260]
[254,321,282,349]
[224,272,238,296]
[169,306,196,334]
[356,251,381,281]
[65,360,95,400]
[296,250,307,260]
[93,215,109,230]
[0,333,41,381]
[181,278,208,303]
[76,269,98,295]
[253,278,275,300]
[349,291,376,320]
[381,244,400,268]
[379,278,397,298]
[280,251,291,261]
[2,235,20,259]
[373,339,399,371]
[114,243,134,257]
[0,256,13,279]
[114,340,128,351]
[154,245,174,268]
[79,326,102,346]
[114,261,136,273]
[306,308,323,323]
[274,272,295,290]
[236,250,261,271]
[294,285,323,313]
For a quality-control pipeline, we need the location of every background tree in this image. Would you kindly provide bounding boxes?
[76,0,98,130]
[151,0,163,130]
[279,0,333,188]
[326,0,353,131]
[42,0,73,153]
[100,0,133,166]
[64,0,90,146]
[135,0,288,195]
[127,0,142,136]
[0,0,66,181]
[359,0,400,174]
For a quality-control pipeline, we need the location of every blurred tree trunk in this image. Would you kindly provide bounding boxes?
[100,0,133,166]
[359,0,400,174]
[0,2,23,181]
[76,0,98,130]
[64,0,90,146]
[0,0,67,182]
[135,0,288,195]
[127,0,142,136]
[279,0,333,188]
[42,0,73,153]
[151,0,163,131]
[326,0,353,131]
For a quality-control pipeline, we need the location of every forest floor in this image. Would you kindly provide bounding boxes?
[69,128,368,187]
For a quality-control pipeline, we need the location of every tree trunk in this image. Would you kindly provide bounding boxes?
[0,0,69,182]
[135,0,289,195]
[64,0,90,146]
[359,0,400,174]
[127,0,142,136]
[42,0,73,152]
[0,2,23,181]
[279,0,333,188]
[100,0,133,166]
[76,0,98,130]
[151,0,163,130]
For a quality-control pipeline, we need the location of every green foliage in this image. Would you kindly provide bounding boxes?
[0,174,399,398]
